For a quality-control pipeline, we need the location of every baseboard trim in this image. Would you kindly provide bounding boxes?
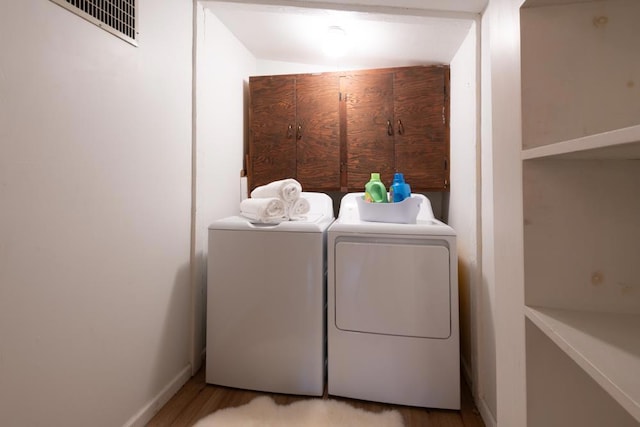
[461,358,496,427]
[123,364,192,427]
[476,395,497,427]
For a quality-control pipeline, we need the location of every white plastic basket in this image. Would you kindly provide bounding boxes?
[355,195,423,224]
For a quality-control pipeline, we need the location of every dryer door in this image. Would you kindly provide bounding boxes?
[334,238,451,339]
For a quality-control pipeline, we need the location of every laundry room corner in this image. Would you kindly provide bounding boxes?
[447,19,481,401]
[190,1,258,374]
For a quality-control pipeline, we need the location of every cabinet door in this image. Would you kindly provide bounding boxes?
[394,66,449,191]
[249,75,296,190]
[342,72,395,191]
[296,74,341,191]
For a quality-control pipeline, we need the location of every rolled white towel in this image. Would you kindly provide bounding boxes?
[240,197,286,223]
[287,197,310,220]
[250,179,302,203]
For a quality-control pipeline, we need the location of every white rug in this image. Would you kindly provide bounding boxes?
[193,395,405,427]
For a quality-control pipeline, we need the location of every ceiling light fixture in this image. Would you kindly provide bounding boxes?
[323,26,348,58]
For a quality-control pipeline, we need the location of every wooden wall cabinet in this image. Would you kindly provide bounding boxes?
[248,65,449,193]
[341,71,395,190]
[342,66,449,191]
[248,74,296,190]
[248,73,341,192]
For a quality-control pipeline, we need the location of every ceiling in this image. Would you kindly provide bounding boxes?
[203,1,484,69]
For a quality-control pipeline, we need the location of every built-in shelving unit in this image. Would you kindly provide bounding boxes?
[521,0,640,425]
[522,124,640,160]
[525,306,640,421]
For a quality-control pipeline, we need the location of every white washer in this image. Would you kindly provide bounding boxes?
[327,193,459,409]
[206,192,334,396]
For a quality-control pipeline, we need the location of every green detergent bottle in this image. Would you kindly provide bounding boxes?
[364,173,388,203]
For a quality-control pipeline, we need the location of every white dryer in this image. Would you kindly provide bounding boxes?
[206,192,334,396]
[327,193,459,409]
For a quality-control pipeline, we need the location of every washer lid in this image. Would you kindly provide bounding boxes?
[209,214,333,232]
[209,191,334,232]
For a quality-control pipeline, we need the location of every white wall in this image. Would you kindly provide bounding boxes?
[256,59,387,76]
[283,0,488,14]
[478,9,498,425]
[0,1,193,426]
[257,59,337,75]
[448,19,479,401]
[480,0,526,426]
[192,4,257,367]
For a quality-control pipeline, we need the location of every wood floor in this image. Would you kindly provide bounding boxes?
[147,366,485,427]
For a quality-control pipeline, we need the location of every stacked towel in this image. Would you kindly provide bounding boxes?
[288,196,310,220]
[239,197,286,223]
[250,178,302,203]
[242,178,310,222]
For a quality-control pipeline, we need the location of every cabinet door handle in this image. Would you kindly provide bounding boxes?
[397,119,404,135]
[287,124,293,139]
[387,120,394,136]
[297,124,303,140]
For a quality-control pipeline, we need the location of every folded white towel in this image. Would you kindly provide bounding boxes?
[287,196,310,220]
[240,197,286,223]
[250,179,302,203]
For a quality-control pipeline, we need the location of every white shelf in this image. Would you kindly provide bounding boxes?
[525,306,640,422]
[522,125,640,160]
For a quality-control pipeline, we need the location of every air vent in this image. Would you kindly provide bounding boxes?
[51,0,137,46]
